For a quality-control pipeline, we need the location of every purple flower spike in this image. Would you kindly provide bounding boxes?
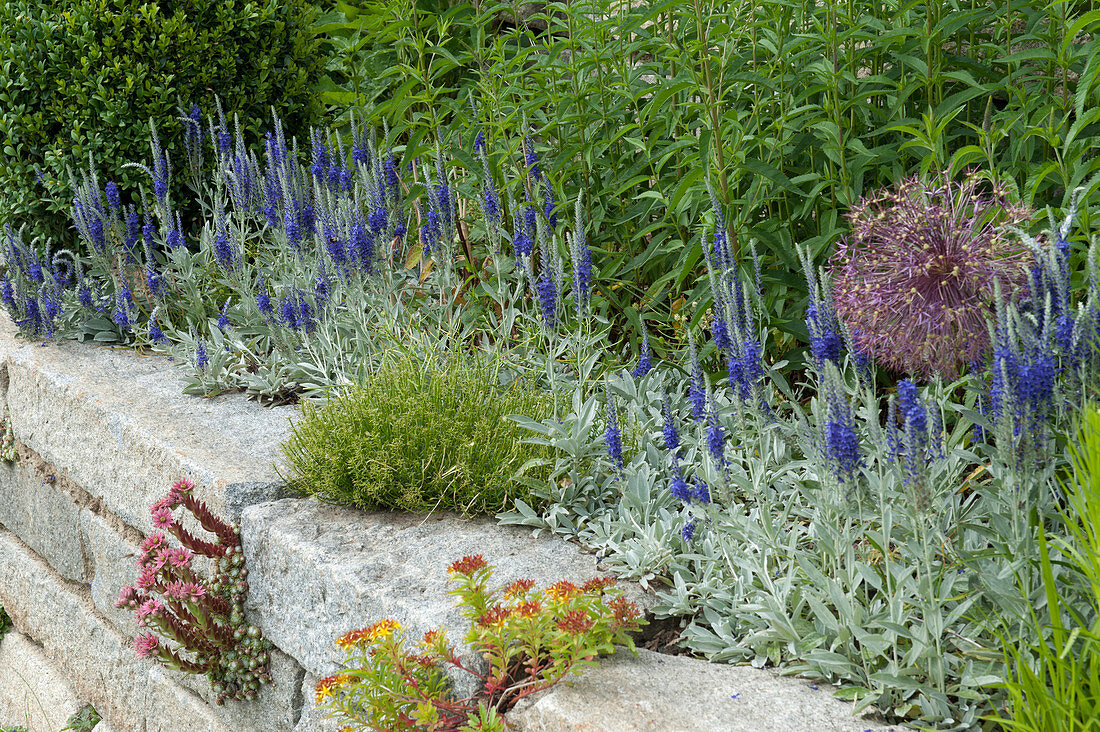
[605,386,624,472]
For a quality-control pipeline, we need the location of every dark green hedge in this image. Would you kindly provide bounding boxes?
[0,0,324,249]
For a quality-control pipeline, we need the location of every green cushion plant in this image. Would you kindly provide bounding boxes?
[281,355,552,516]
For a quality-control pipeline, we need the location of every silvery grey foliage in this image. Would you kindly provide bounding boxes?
[502,214,1099,728]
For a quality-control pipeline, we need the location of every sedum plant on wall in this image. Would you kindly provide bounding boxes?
[115,478,272,704]
[315,554,645,731]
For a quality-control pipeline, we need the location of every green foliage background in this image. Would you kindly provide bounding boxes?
[0,0,325,250]
[316,0,1100,360]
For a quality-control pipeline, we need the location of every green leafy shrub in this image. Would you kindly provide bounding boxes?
[281,356,552,516]
[0,0,324,249]
[0,605,11,637]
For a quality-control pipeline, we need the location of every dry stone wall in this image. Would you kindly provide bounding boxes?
[0,320,891,732]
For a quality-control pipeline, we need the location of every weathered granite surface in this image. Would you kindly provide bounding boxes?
[0,529,234,731]
[0,447,86,581]
[507,648,897,732]
[0,320,292,536]
[0,630,84,732]
[242,497,655,699]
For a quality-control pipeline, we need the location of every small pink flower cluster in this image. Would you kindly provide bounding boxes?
[115,478,271,704]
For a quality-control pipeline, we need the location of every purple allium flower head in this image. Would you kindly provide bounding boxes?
[105,180,121,211]
[632,326,653,378]
[831,174,1033,380]
[196,339,209,370]
[605,386,624,471]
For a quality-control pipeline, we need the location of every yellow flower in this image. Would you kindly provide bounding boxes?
[314,672,350,704]
[336,619,402,650]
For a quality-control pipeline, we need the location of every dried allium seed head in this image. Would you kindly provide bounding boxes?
[830,174,1033,380]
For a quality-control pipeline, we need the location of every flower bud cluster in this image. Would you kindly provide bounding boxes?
[115,479,272,704]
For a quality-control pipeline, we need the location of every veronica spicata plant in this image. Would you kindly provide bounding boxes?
[115,478,272,704]
[314,555,644,731]
[0,101,609,406]
[831,173,1034,380]
[501,195,1100,727]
